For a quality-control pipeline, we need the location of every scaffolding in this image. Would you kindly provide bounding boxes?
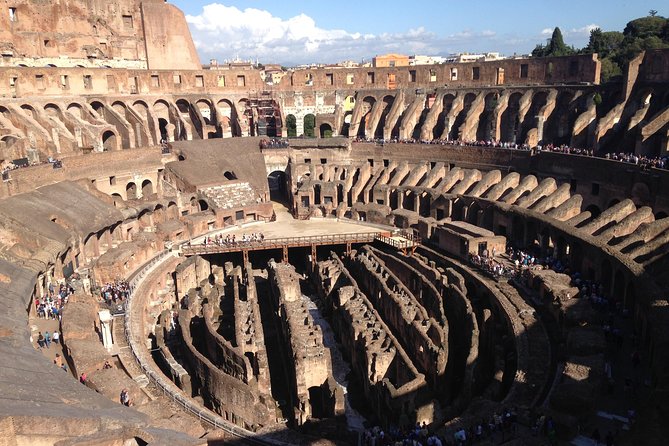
[246,90,282,137]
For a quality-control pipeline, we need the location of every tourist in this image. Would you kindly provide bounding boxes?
[120,388,132,406]
[37,331,45,349]
[52,330,60,345]
[79,373,87,384]
[44,331,51,348]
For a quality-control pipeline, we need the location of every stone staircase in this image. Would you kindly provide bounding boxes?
[202,182,258,210]
[112,315,149,388]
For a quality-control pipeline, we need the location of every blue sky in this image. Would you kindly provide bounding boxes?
[172,1,665,65]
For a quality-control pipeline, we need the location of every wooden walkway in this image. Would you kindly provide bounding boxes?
[181,230,421,262]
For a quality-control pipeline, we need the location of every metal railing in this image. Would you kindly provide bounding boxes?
[182,231,381,256]
[123,249,286,445]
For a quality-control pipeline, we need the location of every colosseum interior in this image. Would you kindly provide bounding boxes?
[1,1,669,445]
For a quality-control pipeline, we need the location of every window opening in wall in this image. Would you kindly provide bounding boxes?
[368,158,374,167]
[346,73,354,85]
[60,75,69,89]
[173,74,181,85]
[305,73,313,86]
[122,15,133,29]
[321,158,327,164]
[106,74,116,90]
[236,75,245,87]
[9,76,17,87]
[410,70,416,82]
[326,73,333,85]
[83,74,93,89]
[430,70,437,82]
[569,60,579,76]
[520,64,529,79]
[383,159,389,167]
[9,7,16,22]
[217,75,225,87]
[36,74,44,89]
[450,68,458,81]
[110,176,116,186]
[151,75,160,88]
[472,66,480,80]
[367,72,375,84]
[195,75,204,87]
[304,158,311,164]
[43,39,51,48]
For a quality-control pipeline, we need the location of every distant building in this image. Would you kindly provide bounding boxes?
[446,52,504,63]
[373,54,410,68]
[410,55,448,66]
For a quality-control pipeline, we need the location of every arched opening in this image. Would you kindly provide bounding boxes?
[342,113,352,137]
[141,180,153,197]
[449,93,477,140]
[303,114,316,137]
[434,94,455,139]
[268,170,288,202]
[319,123,333,138]
[585,204,601,219]
[198,200,209,211]
[102,131,118,151]
[375,95,394,138]
[476,93,498,141]
[223,171,237,181]
[126,182,137,200]
[111,193,123,206]
[358,97,376,138]
[500,92,523,143]
[286,114,297,137]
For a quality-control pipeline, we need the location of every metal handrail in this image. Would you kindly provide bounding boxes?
[182,231,380,255]
[123,250,285,445]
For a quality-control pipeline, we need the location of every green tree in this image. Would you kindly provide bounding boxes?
[304,114,315,138]
[532,27,576,57]
[584,28,624,58]
[286,114,297,137]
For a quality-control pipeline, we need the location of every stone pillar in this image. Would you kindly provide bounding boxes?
[99,310,113,349]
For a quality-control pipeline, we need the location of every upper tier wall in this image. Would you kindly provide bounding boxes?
[0,0,200,70]
[0,54,600,99]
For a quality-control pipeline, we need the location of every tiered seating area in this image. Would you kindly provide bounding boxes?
[201,181,258,209]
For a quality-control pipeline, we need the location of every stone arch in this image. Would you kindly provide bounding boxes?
[374,95,394,138]
[102,130,118,151]
[500,92,523,143]
[434,94,456,139]
[196,99,215,126]
[286,114,297,137]
[153,100,173,141]
[44,103,63,118]
[545,91,576,145]
[449,92,477,140]
[319,123,333,138]
[358,96,376,138]
[216,99,239,137]
[126,182,137,200]
[341,112,353,137]
[519,90,549,144]
[141,179,153,197]
[198,199,209,211]
[66,102,83,118]
[111,100,127,116]
[268,170,287,201]
[167,201,179,219]
[20,104,36,119]
[476,92,498,141]
[303,114,316,137]
[90,100,106,118]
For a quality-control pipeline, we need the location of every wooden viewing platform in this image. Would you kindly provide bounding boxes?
[181,230,421,262]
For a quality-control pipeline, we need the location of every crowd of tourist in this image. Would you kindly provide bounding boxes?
[99,280,130,305]
[468,249,510,279]
[605,152,668,169]
[354,137,669,171]
[362,408,525,446]
[260,138,290,149]
[199,232,266,247]
[36,282,73,320]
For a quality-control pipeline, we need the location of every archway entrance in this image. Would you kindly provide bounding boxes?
[268,170,288,202]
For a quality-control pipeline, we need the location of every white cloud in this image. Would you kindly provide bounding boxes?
[186,3,508,65]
